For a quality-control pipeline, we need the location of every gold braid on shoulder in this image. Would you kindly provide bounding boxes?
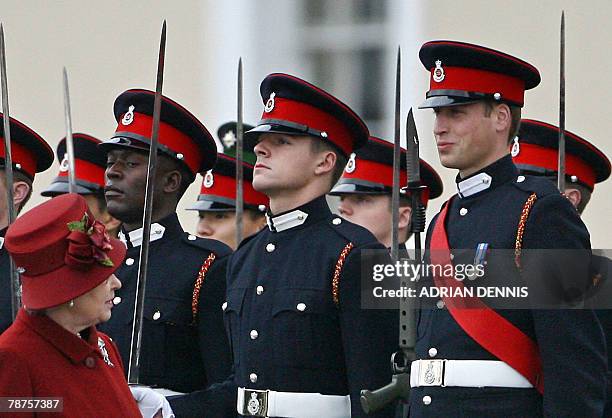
[332,243,354,306]
[191,253,217,324]
[514,193,538,269]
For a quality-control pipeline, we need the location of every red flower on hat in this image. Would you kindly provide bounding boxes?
[65,213,114,269]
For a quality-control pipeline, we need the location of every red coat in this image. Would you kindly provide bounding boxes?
[0,309,141,418]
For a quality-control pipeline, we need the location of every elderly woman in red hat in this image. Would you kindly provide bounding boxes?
[0,193,171,417]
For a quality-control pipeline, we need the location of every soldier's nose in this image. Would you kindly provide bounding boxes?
[197,224,213,237]
[338,205,352,216]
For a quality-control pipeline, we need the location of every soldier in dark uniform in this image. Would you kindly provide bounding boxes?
[96,89,232,395]
[512,118,611,415]
[329,136,443,249]
[41,133,121,237]
[187,121,267,249]
[0,113,53,334]
[409,41,607,417]
[171,74,398,418]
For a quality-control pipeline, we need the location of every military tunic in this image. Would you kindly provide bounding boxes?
[587,253,612,416]
[0,309,141,418]
[98,213,232,393]
[220,196,397,417]
[410,156,606,417]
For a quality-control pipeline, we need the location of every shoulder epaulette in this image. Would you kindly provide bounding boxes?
[511,174,561,198]
[182,233,232,258]
[325,215,379,248]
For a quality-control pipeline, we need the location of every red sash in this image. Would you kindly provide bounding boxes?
[430,197,543,394]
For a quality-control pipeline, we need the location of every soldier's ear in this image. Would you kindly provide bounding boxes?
[492,103,512,134]
[161,169,182,194]
[564,188,582,211]
[398,206,412,230]
[313,150,337,176]
[12,180,31,211]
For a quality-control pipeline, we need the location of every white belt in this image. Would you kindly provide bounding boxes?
[237,387,351,418]
[410,359,533,389]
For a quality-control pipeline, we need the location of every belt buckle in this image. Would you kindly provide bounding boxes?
[242,389,269,417]
[418,359,445,386]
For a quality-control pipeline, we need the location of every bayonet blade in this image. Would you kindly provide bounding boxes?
[391,46,401,263]
[557,11,566,192]
[1,23,21,320]
[235,58,244,246]
[128,20,166,385]
[405,108,421,186]
[62,67,76,193]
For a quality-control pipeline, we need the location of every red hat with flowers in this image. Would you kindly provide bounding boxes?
[4,193,126,310]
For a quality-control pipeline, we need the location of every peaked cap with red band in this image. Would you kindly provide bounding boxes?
[329,136,443,207]
[419,40,541,109]
[41,133,107,197]
[4,193,125,310]
[513,119,610,191]
[0,113,53,180]
[188,121,267,212]
[187,153,268,213]
[245,73,369,157]
[99,89,217,177]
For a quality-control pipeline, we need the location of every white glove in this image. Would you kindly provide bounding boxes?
[129,385,175,418]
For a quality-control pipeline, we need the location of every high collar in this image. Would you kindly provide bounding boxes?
[119,213,183,249]
[456,155,518,199]
[266,195,331,233]
[16,309,102,365]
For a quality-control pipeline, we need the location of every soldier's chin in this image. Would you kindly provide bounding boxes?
[252,177,272,194]
[106,203,143,225]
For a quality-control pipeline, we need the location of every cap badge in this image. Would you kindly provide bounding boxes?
[121,105,135,126]
[203,170,214,188]
[60,154,69,172]
[264,92,276,113]
[433,60,445,83]
[222,130,237,149]
[511,136,520,157]
[345,153,357,173]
